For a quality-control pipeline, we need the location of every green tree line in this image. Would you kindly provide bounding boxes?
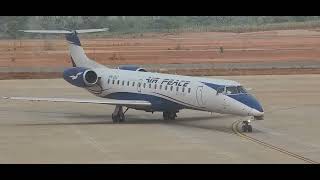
[1,16,320,38]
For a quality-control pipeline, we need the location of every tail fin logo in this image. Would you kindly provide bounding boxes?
[70,72,83,80]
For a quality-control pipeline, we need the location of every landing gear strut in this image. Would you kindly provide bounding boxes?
[112,106,128,123]
[242,120,253,133]
[163,111,177,120]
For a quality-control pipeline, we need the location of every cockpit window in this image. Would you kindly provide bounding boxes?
[216,85,247,95]
[224,86,248,94]
[237,86,247,94]
[226,86,239,94]
[217,87,225,94]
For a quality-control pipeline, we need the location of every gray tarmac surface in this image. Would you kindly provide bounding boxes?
[0,75,319,163]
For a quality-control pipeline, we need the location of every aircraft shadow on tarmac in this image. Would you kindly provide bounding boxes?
[15,113,239,135]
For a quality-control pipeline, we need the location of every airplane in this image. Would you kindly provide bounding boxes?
[3,28,264,132]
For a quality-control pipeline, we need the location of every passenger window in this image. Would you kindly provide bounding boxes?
[154,84,157,89]
[143,83,146,88]
[182,87,185,92]
[170,86,173,91]
[165,86,168,90]
[160,85,162,90]
[117,80,120,85]
[176,86,179,92]
[132,82,135,87]
[138,82,141,87]
[188,88,191,93]
[127,81,130,86]
[122,81,124,86]
[107,79,110,84]
[112,80,115,84]
[149,84,151,88]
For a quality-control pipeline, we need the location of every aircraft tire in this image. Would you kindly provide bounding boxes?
[242,125,247,132]
[163,112,169,120]
[119,113,125,122]
[112,114,119,123]
[169,113,176,120]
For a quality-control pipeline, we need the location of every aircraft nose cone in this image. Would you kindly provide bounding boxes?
[251,108,264,117]
[228,94,263,113]
[252,98,263,113]
[248,94,263,113]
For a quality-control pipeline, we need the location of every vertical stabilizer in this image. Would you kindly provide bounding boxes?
[65,31,103,68]
[19,28,109,69]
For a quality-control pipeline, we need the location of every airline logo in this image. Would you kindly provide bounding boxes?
[146,77,190,87]
[69,72,83,80]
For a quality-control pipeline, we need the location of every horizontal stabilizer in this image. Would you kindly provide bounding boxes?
[19,28,109,34]
[19,30,72,34]
[76,28,109,33]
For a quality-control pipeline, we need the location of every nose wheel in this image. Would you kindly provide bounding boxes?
[242,120,253,133]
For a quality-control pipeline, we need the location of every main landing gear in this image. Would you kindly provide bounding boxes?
[112,106,129,123]
[163,111,177,120]
[242,119,253,133]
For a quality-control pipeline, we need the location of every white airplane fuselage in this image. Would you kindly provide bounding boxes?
[76,67,264,117]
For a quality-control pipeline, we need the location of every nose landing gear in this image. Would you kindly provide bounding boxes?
[242,120,253,133]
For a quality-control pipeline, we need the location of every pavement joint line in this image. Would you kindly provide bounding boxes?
[231,120,319,164]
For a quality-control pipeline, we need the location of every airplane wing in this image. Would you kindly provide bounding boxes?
[2,96,151,107]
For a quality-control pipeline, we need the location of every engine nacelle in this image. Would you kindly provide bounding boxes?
[118,65,147,72]
[63,67,99,88]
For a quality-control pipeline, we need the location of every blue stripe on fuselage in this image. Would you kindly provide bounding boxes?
[66,33,81,46]
[227,94,263,112]
[104,92,187,112]
[201,82,224,90]
[201,81,263,112]
[153,92,206,110]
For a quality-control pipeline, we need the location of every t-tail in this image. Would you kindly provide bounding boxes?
[19,28,109,69]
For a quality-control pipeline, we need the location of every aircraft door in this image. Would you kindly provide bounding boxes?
[216,86,228,111]
[196,86,205,106]
[137,79,143,93]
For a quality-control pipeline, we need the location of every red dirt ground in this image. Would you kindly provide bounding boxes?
[1,29,320,68]
[2,68,320,80]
